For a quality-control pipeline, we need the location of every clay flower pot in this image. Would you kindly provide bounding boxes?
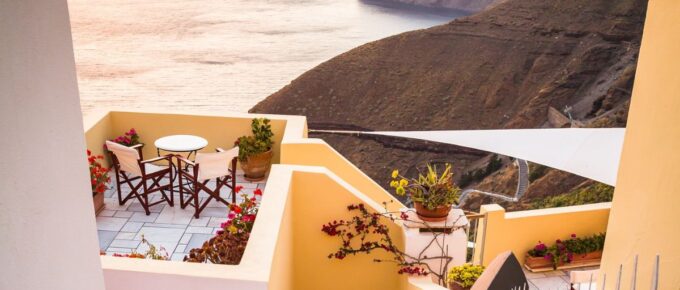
[414,201,451,222]
[572,250,603,263]
[93,191,105,214]
[240,149,273,181]
[448,282,471,290]
[524,254,553,270]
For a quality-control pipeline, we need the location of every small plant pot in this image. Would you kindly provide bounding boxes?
[572,250,603,263]
[241,149,273,181]
[413,201,451,222]
[93,191,105,214]
[448,282,471,290]
[524,254,553,270]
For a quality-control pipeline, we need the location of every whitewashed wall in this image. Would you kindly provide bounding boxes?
[0,1,106,289]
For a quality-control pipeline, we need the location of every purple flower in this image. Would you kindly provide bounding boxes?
[535,242,547,252]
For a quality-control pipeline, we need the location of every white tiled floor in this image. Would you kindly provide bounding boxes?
[96,170,265,261]
[525,267,599,290]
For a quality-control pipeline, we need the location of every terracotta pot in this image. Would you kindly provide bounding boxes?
[413,201,451,222]
[448,282,471,290]
[572,250,603,263]
[524,254,553,270]
[240,149,273,182]
[93,191,105,214]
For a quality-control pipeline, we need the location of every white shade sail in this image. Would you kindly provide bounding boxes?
[366,128,625,186]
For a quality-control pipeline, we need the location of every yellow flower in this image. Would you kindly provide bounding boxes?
[396,186,406,196]
[391,169,399,179]
[390,180,399,188]
[228,225,238,234]
[399,179,409,187]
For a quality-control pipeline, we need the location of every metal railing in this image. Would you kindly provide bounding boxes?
[465,211,487,265]
[603,254,661,290]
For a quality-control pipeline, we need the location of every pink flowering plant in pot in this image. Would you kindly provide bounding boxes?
[184,186,262,265]
[112,128,140,146]
[217,186,262,235]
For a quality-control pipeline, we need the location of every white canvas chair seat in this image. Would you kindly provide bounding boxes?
[195,147,239,181]
[177,146,238,218]
[144,163,167,175]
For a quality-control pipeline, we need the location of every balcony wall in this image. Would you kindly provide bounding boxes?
[474,203,611,266]
[83,110,306,167]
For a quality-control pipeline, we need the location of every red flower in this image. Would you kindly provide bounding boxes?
[235,185,244,193]
[254,188,262,196]
[400,212,409,220]
[231,205,242,214]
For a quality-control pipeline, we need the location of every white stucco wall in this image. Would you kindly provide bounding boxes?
[0,1,106,289]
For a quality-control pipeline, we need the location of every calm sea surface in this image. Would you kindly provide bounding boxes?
[69,0,467,117]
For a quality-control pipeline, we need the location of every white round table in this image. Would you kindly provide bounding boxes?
[154,135,208,158]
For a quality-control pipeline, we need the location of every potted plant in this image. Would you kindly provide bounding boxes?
[103,128,142,161]
[112,128,140,146]
[564,233,605,263]
[447,264,485,290]
[88,149,110,213]
[524,241,553,270]
[390,163,461,221]
[236,118,274,181]
[185,187,261,264]
[524,233,606,271]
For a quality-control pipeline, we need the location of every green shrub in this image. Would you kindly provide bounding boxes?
[528,163,548,182]
[531,183,613,209]
[447,264,485,288]
[458,154,502,187]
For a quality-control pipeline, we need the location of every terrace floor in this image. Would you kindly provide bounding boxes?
[525,267,599,290]
[96,170,265,261]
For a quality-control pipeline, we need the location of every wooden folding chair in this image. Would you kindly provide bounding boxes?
[106,141,174,215]
[176,147,238,218]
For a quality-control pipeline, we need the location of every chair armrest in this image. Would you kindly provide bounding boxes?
[175,155,196,167]
[140,154,172,164]
[130,143,144,149]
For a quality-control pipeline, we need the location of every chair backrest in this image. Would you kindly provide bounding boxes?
[195,146,239,181]
[105,141,142,176]
[570,269,598,288]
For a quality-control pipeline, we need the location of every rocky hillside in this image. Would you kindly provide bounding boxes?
[373,0,500,12]
[251,0,648,211]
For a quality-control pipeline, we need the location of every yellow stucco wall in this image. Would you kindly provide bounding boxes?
[281,139,404,211]
[289,169,408,290]
[599,1,680,289]
[83,111,114,165]
[475,203,611,266]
